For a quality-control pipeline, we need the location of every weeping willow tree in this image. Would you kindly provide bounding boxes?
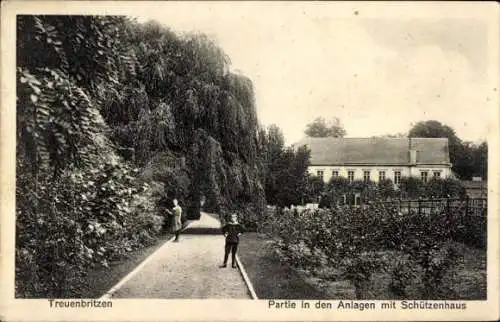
[94,19,265,219]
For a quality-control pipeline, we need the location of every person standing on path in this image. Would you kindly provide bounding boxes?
[220,213,245,268]
[166,199,183,242]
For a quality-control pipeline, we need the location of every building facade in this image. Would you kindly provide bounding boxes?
[294,137,453,184]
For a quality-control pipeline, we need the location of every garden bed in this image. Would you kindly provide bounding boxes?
[317,242,486,300]
[238,233,486,300]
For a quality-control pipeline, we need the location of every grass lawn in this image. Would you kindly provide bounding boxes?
[238,233,354,299]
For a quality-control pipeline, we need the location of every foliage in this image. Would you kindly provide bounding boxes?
[305,175,324,204]
[260,125,312,207]
[96,19,265,219]
[340,252,389,299]
[449,202,487,248]
[408,120,487,180]
[16,159,162,297]
[316,176,465,206]
[378,179,396,199]
[319,178,380,207]
[471,141,488,180]
[304,117,346,138]
[424,177,467,199]
[16,14,265,297]
[266,146,311,207]
[389,260,419,298]
[397,177,426,199]
[140,152,191,230]
[260,200,483,299]
[393,176,466,199]
[16,15,124,177]
[15,15,162,297]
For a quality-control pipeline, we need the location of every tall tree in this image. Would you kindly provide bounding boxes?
[472,141,488,180]
[266,124,285,159]
[262,124,311,206]
[304,117,346,138]
[94,19,266,218]
[263,124,285,205]
[408,120,471,179]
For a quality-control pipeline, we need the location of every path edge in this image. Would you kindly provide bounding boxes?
[209,211,258,300]
[99,221,193,299]
[235,255,258,300]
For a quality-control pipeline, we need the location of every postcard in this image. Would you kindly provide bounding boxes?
[1,1,498,321]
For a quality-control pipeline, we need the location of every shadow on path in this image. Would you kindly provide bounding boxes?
[182,227,221,235]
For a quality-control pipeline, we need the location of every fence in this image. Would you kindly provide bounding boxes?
[380,197,487,217]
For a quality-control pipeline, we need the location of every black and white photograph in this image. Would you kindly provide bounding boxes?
[1,1,499,321]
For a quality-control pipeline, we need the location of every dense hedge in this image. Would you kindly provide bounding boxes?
[16,156,163,297]
[318,177,467,208]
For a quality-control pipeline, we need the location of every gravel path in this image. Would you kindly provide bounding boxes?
[111,213,251,299]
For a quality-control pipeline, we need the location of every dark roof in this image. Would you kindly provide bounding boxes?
[294,137,451,166]
[460,180,487,189]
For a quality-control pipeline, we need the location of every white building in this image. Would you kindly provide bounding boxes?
[294,137,453,184]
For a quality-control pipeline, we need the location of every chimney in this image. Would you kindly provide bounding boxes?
[408,138,417,165]
[409,149,417,165]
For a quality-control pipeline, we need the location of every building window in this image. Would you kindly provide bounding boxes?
[317,170,324,181]
[363,171,370,183]
[332,170,339,178]
[394,171,401,185]
[379,171,386,182]
[348,170,354,183]
[354,193,361,206]
[421,171,428,183]
[433,171,441,178]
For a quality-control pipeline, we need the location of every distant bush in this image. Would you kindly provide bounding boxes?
[316,177,466,207]
[320,178,380,207]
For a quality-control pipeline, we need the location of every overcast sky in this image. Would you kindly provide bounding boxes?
[134,2,497,145]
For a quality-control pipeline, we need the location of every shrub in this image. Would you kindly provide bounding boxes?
[425,177,467,198]
[389,260,419,299]
[16,160,162,297]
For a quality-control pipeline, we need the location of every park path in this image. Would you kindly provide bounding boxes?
[108,212,251,299]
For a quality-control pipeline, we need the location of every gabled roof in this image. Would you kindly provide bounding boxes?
[294,137,451,166]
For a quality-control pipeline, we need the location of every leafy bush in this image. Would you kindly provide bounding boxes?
[425,177,467,198]
[16,159,162,297]
[320,179,382,208]
[340,252,389,299]
[317,177,466,206]
[448,202,486,249]
[389,259,419,298]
